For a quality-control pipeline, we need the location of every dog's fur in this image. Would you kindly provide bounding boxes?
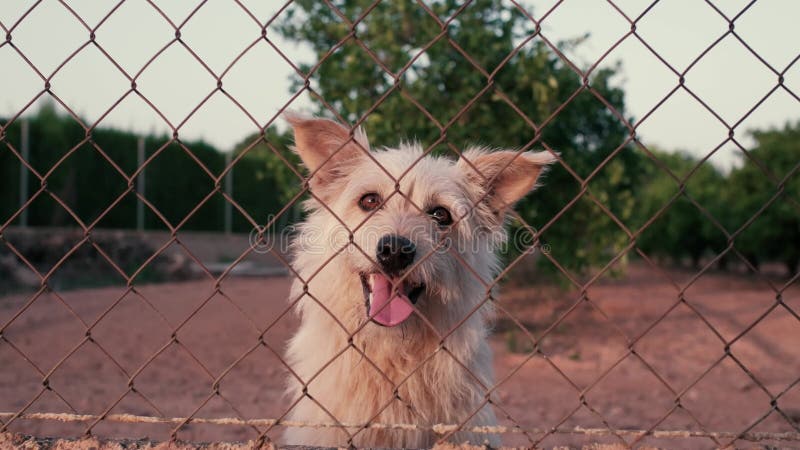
[281,115,555,448]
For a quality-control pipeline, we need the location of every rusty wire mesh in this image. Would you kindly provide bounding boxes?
[1,0,799,449]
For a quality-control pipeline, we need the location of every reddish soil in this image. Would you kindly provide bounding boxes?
[1,263,798,449]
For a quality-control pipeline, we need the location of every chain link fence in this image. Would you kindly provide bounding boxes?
[1,1,799,449]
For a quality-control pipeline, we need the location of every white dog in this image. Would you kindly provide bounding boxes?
[281,114,555,448]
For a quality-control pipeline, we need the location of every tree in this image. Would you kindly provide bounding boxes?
[726,123,800,274]
[634,149,727,267]
[278,0,646,277]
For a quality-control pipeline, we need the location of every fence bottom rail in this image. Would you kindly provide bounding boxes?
[1,411,799,448]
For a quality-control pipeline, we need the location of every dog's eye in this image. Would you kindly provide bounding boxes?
[428,206,453,226]
[358,193,382,211]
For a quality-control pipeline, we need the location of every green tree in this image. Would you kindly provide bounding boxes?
[635,150,726,267]
[726,122,800,274]
[278,0,646,277]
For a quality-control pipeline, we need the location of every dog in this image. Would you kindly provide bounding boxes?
[281,114,555,448]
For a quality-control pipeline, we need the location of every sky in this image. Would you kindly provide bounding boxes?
[1,0,798,169]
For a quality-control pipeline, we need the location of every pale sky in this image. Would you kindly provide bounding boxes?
[1,0,798,169]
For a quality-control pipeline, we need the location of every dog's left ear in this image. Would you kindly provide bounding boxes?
[285,113,370,190]
[458,149,557,212]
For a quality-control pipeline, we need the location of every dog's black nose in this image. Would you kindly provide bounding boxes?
[376,235,416,275]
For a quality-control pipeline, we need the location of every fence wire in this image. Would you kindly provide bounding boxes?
[1,1,799,449]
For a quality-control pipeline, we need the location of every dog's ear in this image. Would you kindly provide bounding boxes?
[285,113,370,190]
[458,148,557,212]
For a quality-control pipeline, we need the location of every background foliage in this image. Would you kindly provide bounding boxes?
[1,0,798,277]
[1,102,295,233]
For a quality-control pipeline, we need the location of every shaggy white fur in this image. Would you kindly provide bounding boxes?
[281,114,555,448]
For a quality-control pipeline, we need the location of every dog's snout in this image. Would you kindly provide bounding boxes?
[376,234,416,274]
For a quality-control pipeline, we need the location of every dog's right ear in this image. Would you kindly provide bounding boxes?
[285,113,370,190]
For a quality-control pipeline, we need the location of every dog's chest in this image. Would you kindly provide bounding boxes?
[325,344,445,419]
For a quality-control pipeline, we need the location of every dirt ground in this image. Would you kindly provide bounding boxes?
[1,263,798,449]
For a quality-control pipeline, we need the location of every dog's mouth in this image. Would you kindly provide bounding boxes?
[360,273,425,327]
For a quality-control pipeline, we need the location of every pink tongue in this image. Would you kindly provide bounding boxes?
[368,273,415,327]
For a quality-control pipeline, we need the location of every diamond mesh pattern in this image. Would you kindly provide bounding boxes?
[1,1,799,448]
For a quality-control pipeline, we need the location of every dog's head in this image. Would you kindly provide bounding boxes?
[287,114,555,336]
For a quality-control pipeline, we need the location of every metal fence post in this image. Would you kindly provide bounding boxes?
[137,137,145,231]
[19,119,29,228]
